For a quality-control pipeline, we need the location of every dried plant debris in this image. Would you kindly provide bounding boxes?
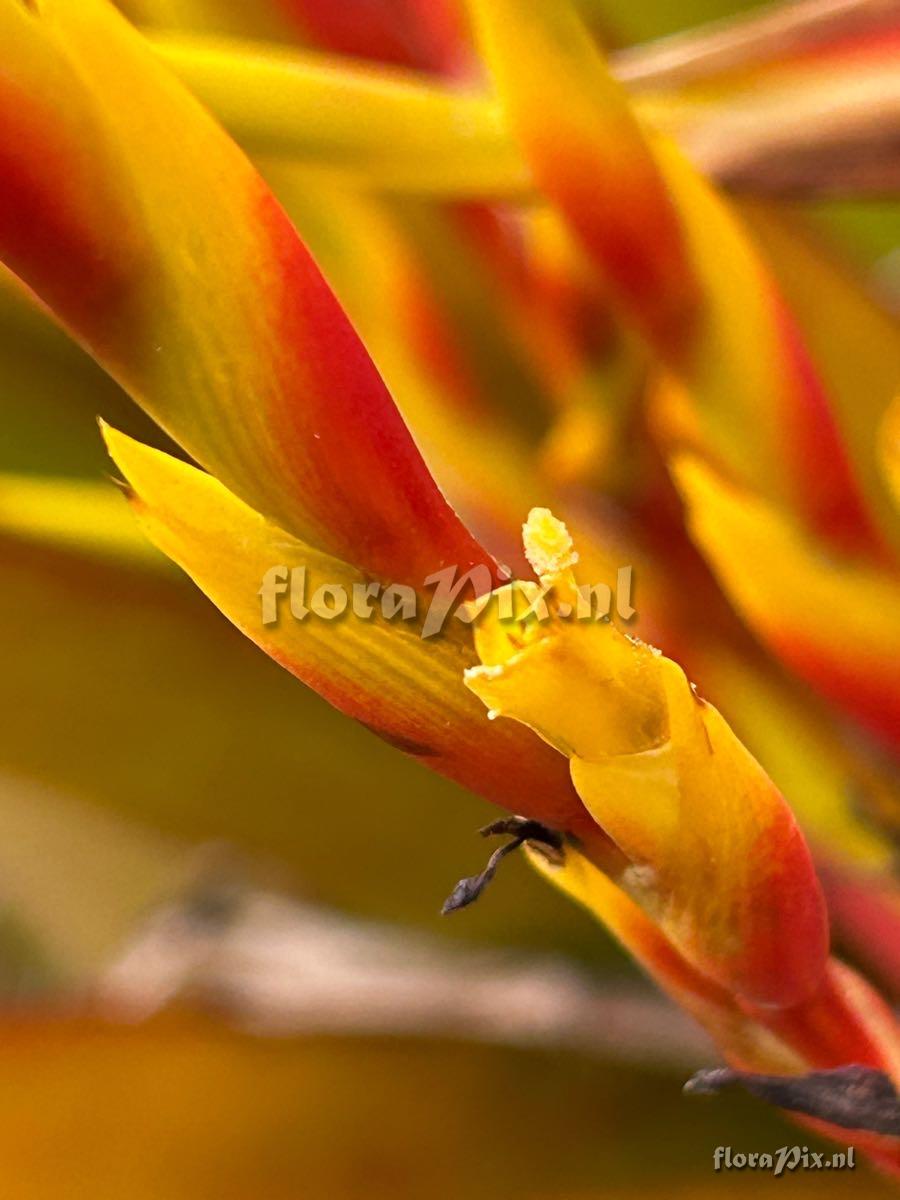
[685,1064,900,1135]
[441,818,564,915]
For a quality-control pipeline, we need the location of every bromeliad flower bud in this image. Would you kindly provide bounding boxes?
[467,508,829,1008]
[466,509,900,1162]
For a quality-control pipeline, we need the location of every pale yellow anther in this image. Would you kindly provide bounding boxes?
[523,507,579,585]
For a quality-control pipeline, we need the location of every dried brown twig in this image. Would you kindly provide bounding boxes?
[617,0,900,90]
[615,0,900,197]
[95,883,712,1069]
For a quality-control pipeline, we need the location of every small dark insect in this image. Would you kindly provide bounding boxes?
[441,816,565,915]
[685,1064,900,1136]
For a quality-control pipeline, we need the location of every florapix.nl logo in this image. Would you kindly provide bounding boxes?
[258,561,636,638]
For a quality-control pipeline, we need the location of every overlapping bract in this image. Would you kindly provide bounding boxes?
[0,0,498,588]
[464,511,900,1159]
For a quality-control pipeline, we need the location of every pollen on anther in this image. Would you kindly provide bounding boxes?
[523,507,579,579]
